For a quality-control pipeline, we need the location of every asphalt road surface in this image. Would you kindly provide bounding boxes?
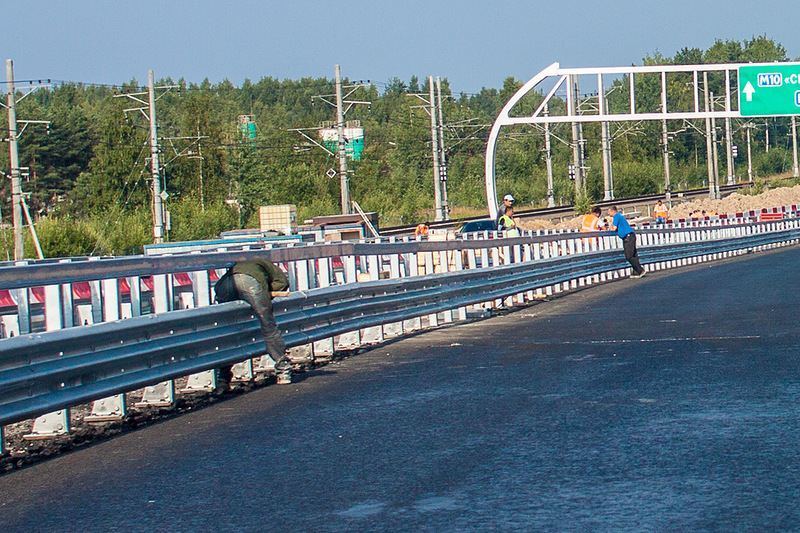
[3,246,800,532]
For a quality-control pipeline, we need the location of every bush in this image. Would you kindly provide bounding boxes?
[31,217,97,258]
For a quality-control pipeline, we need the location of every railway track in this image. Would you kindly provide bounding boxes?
[379,182,753,236]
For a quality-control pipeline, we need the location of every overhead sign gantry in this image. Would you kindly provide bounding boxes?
[739,64,800,116]
[485,61,800,219]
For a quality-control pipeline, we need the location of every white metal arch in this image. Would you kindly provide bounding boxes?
[484,60,800,218]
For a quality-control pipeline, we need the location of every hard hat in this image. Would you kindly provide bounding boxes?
[503,194,515,202]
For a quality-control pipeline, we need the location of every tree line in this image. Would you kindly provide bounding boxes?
[0,36,795,258]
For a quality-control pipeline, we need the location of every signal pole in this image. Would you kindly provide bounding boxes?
[410,77,449,221]
[148,71,165,242]
[115,70,178,243]
[428,77,443,221]
[436,77,449,220]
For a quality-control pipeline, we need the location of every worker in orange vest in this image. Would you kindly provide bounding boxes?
[414,223,429,236]
[653,200,668,226]
[581,206,606,232]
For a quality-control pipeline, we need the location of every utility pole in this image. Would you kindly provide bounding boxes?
[6,60,22,259]
[428,76,443,221]
[114,70,178,244]
[725,116,734,185]
[3,60,51,260]
[568,75,586,196]
[294,66,370,215]
[435,77,449,220]
[409,78,449,221]
[543,105,555,208]
[703,74,718,199]
[792,116,799,178]
[600,97,614,201]
[661,119,671,204]
[335,65,351,214]
[746,123,754,182]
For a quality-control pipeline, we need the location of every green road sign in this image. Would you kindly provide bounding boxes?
[739,64,800,117]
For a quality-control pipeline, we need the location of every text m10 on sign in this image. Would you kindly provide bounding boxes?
[758,73,783,87]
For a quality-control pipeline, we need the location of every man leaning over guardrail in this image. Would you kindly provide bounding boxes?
[607,206,646,279]
[214,259,293,387]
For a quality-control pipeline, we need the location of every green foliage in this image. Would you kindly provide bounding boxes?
[573,192,592,215]
[752,146,791,177]
[28,217,97,258]
[84,208,153,256]
[167,201,240,242]
[2,35,797,256]
[742,179,767,196]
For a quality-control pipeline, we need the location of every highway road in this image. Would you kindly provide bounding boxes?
[2,245,800,532]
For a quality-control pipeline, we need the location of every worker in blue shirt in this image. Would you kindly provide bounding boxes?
[607,206,646,278]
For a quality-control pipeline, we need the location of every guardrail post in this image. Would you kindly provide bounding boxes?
[337,255,362,349]
[289,259,316,359]
[532,239,545,298]
[137,272,176,406]
[512,242,526,302]
[14,260,31,334]
[25,272,71,439]
[313,257,335,357]
[128,276,142,317]
[361,254,386,342]
[384,253,406,335]
[57,259,75,327]
[452,248,468,320]
[44,282,63,331]
[522,243,535,300]
[86,278,127,421]
[420,250,439,326]
[182,269,218,393]
[438,249,455,323]
[403,251,423,331]
[540,239,554,296]
[554,240,566,293]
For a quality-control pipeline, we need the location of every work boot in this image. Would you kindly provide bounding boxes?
[276,368,292,385]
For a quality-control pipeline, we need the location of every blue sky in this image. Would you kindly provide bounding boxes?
[5,0,800,94]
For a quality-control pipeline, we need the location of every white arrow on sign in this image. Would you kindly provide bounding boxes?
[743,81,756,102]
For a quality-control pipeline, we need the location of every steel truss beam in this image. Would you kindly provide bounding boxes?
[485,61,800,218]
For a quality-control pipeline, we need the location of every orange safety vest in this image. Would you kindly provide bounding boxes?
[654,204,668,218]
[581,214,602,232]
[415,224,428,236]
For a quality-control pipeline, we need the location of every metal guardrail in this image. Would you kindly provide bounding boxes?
[2,218,800,431]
